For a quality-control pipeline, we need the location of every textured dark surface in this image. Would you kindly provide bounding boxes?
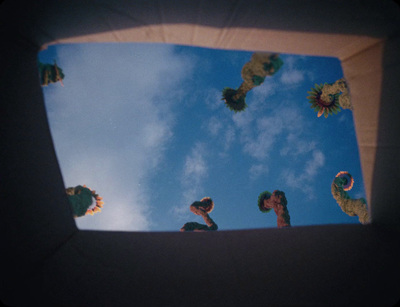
[1,1,399,306]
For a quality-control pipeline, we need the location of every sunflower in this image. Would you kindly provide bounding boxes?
[83,185,104,216]
[307,83,341,118]
[335,171,354,191]
[222,87,247,112]
[66,185,104,217]
[200,197,215,213]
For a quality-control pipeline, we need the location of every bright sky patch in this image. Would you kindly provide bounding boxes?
[39,43,366,231]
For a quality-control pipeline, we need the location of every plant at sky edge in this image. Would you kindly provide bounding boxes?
[222,53,283,112]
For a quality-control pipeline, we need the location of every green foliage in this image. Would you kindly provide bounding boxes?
[307,84,341,118]
[38,61,65,86]
[191,201,204,208]
[67,186,94,217]
[333,177,351,199]
[281,206,291,226]
[252,75,265,85]
[222,87,247,112]
[263,56,284,75]
[257,191,272,213]
[331,178,370,224]
[274,190,288,207]
[334,177,347,187]
[181,222,208,231]
[181,222,217,231]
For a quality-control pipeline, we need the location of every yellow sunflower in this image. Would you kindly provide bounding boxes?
[307,83,341,118]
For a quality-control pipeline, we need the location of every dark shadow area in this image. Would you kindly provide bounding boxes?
[1,1,400,306]
[2,224,400,306]
[370,33,400,229]
[1,0,400,49]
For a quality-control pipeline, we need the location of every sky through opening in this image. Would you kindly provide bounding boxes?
[38,43,366,231]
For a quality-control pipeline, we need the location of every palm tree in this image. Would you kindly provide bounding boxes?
[38,60,65,86]
[331,171,369,224]
[180,197,218,231]
[307,78,352,118]
[257,190,291,228]
[222,53,283,112]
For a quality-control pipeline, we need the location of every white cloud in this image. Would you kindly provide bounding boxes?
[172,142,208,219]
[44,43,194,231]
[203,116,235,154]
[278,55,306,85]
[233,104,305,160]
[242,130,276,160]
[283,55,297,69]
[305,150,325,176]
[59,150,153,231]
[280,134,316,156]
[205,88,224,110]
[251,80,277,103]
[281,149,325,198]
[232,107,254,129]
[205,116,223,136]
[171,201,191,218]
[183,144,207,179]
[77,193,151,231]
[249,164,269,180]
[280,70,305,85]
[223,126,235,151]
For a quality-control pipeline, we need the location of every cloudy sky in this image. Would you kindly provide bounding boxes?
[39,43,366,231]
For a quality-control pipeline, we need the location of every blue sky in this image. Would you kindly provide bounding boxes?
[38,43,366,231]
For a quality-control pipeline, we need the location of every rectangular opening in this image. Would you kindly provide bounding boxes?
[39,43,366,231]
